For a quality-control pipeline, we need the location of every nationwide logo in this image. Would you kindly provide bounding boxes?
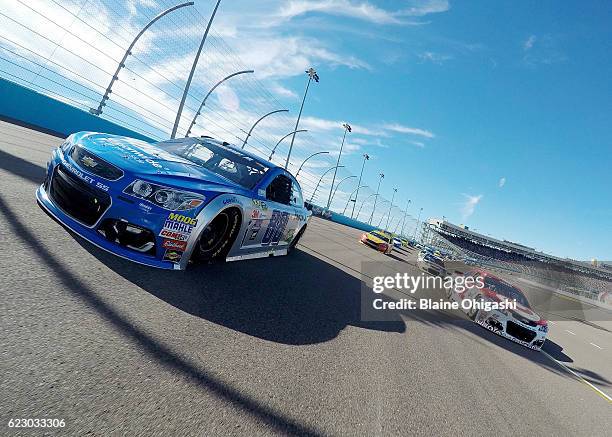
[162,239,187,251]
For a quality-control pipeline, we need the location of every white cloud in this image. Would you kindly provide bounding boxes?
[461,194,483,219]
[418,51,453,65]
[383,123,435,138]
[278,0,403,25]
[523,35,536,51]
[411,141,425,148]
[276,0,449,25]
[498,177,506,188]
[398,0,451,17]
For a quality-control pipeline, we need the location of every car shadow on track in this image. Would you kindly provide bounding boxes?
[77,240,407,345]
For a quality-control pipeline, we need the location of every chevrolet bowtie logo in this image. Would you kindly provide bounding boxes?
[82,156,98,168]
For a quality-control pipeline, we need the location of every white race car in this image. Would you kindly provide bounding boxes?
[449,270,548,350]
[417,250,446,276]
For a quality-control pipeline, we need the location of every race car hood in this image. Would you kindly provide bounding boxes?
[72,132,244,192]
[365,233,386,244]
[483,288,542,322]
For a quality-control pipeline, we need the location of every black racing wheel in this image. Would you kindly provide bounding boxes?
[195,208,241,262]
[287,225,306,253]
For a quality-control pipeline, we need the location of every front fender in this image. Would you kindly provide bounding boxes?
[177,194,247,270]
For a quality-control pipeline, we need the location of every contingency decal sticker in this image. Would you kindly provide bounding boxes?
[159,213,198,242]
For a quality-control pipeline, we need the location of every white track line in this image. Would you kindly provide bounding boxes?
[589,342,602,350]
[565,330,576,335]
[541,351,612,404]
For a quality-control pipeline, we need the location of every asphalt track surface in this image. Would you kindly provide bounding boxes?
[1,119,611,436]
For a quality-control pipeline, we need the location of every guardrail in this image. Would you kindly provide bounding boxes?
[0,78,154,142]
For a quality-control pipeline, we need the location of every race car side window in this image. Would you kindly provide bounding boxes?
[289,177,303,207]
[266,174,292,205]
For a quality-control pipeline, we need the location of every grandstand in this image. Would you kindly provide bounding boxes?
[422,218,612,298]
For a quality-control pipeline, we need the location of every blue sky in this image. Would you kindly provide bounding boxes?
[211,0,610,260]
[0,0,610,260]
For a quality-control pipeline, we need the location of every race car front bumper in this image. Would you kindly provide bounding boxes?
[475,310,547,350]
[37,183,180,270]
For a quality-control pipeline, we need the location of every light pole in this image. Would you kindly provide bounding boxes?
[400,199,411,237]
[90,2,194,116]
[185,69,254,137]
[413,207,423,241]
[386,188,397,231]
[343,185,368,215]
[376,200,389,227]
[329,175,356,208]
[241,109,289,150]
[269,129,307,161]
[357,193,377,220]
[295,151,329,177]
[171,0,222,138]
[326,123,351,209]
[285,67,319,169]
[351,153,369,219]
[393,215,401,234]
[369,173,384,225]
[309,165,344,203]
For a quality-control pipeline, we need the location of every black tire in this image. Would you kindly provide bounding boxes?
[195,208,241,262]
[287,225,306,253]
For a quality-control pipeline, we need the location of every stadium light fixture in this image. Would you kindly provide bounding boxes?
[376,199,390,227]
[242,109,289,150]
[90,2,194,117]
[171,0,222,139]
[400,199,411,237]
[309,165,345,203]
[185,69,254,137]
[385,188,398,231]
[351,153,369,219]
[343,185,368,215]
[330,175,357,208]
[369,173,385,225]
[285,67,320,169]
[295,151,330,177]
[413,207,423,241]
[269,129,308,161]
[357,192,377,220]
[326,123,352,209]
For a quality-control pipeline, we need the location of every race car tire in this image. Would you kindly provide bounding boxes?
[288,224,306,254]
[195,208,241,262]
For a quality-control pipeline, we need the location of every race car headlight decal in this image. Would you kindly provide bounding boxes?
[124,180,205,211]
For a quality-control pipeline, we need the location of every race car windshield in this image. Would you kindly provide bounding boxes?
[484,277,530,307]
[155,139,269,188]
[371,232,390,242]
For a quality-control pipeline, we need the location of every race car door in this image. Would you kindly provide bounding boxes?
[240,173,299,250]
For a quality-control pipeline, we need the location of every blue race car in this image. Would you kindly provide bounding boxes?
[36,133,310,270]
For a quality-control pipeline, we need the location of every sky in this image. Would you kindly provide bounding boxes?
[0,0,610,260]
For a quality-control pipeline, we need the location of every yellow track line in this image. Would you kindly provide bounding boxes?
[541,351,612,405]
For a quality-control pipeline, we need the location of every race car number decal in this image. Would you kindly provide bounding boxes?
[261,210,289,246]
